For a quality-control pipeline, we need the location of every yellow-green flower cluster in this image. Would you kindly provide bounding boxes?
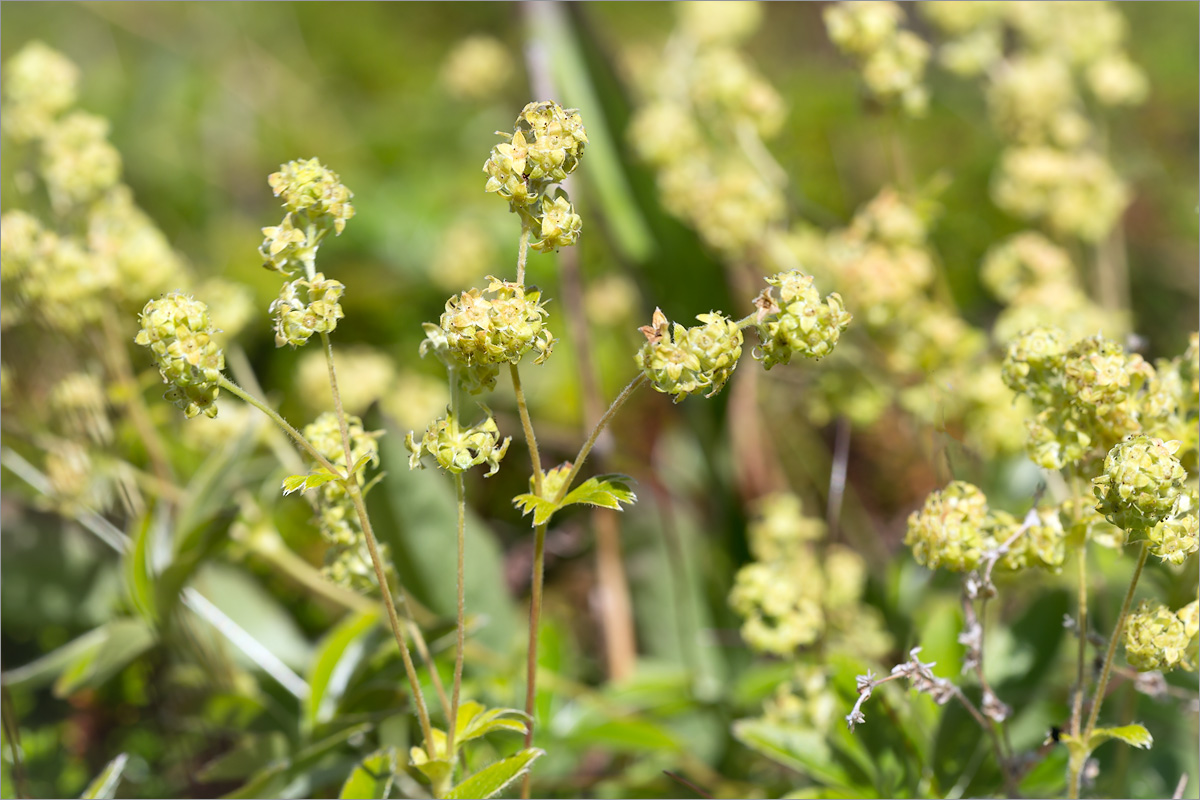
[919,2,1142,242]
[134,292,225,419]
[270,273,345,348]
[301,412,386,591]
[1002,328,1153,470]
[1124,600,1199,673]
[626,3,786,262]
[260,159,355,274]
[1,41,80,143]
[825,1,930,116]
[904,481,1065,573]
[729,493,890,658]
[405,407,510,477]
[635,309,744,403]
[1093,436,1189,533]
[754,271,851,370]
[421,276,555,394]
[484,101,587,252]
[440,35,514,102]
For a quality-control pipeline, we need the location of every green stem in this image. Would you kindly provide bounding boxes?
[1071,543,1089,737]
[510,363,544,496]
[521,521,548,800]
[319,330,439,749]
[217,376,342,476]
[515,224,531,287]
[553,373,647,504]
[1084,541,1149,736]
[446,471,467,763]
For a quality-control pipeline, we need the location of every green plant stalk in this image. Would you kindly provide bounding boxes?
[319,329,437,751]
[446,470,467,763]
[1068,541,1150,798]
[515,224,531,287]
[552,373,647,505]
[1070,542,1089,737]
[520,520,547,800]
[520,372,647,799]
[216,376,341,475]
[510,363,544,495]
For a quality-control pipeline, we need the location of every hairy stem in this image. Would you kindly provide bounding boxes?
[553,373,647,504]
[515,224,531,287]
[510,363,544,495]
[446,471,467,762]
[520,521,548,800]
[1084,541,1149,736]
[1071,543,1090,737]
[217,376,341,476]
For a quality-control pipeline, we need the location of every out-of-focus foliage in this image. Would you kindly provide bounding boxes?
[1,3,1197,799]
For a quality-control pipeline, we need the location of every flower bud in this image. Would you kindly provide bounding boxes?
[406,407,511,477]
[530,192,582,253]
[904,481,988,572]
[268,158,355,235]
[134,292,224,419]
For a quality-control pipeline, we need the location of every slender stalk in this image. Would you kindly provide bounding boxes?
[553,373,647,504]
[510,363,544,495]
[515,224,531,286]
[318,330,439,746]
[520,520,548,800]
[217,376,342,476]
[446,471,467,761]
[1070,544,1089,737]
[1084,541,1149,736]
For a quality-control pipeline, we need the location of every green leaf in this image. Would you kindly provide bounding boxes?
[199,734,288,782]
[568,716,679,752]
[513,475,636,527]
[306,609,379,731]
[733,719,853,791]
[560,474,636,512]
[282,468,340,496]
[340,747,399,800]
[156,509,234,627]
[125,513,157,624]
[53,617,155,698]
[512,493,560,527]
[80,753,128,799]
[445,748,544,800]
[2,627,112,689]
[1089,723,1153,750]
[222,722,372,799]
[455,703,528,749]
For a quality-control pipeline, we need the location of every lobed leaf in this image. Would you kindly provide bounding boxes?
[282,468,340,495]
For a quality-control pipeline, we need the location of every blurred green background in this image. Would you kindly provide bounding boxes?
[1,3,1197,799]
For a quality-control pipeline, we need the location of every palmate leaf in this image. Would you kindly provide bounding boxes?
[512,474,637,527]
[454,701,529,749]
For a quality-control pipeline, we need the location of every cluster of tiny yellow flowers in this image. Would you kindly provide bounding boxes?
[271,273,345,348]
[1093,435,1196,564]
[405,408,511,477]
[729,493,890,658]
[484,101,587,252]
[302,412,388,590]
[825,1,930,116]
[626,2,785,261]
[1002,328,1154,470]
[753,271,852,370]
[635,309,743,403]
[135,293,226,419]
[1124,599,1199,673]
[419,277,555,396]
[904,481,1065,573]
[919,1,1142,242]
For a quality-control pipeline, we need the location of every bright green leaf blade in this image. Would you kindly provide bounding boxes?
[560,474,636,512]
[452,700,488,742]
[445,748,544,800]
[80,753,128,799]
[53,618,155,698]
[124,513,157,624]
[306,609,379,731]
[2,626,111,689]
[1089,723,1153,750]
[340,747,398,800]
[282,469,339,496]
[512,493,559,527]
